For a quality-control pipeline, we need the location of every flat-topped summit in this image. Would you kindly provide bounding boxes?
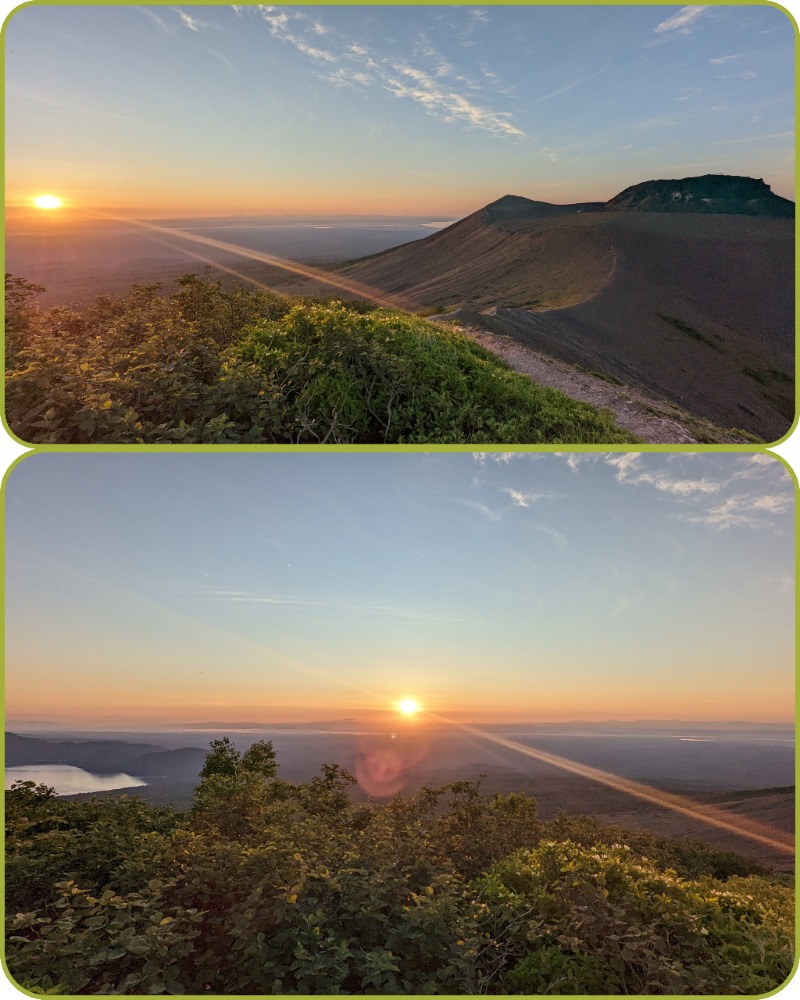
[604,174,794,217]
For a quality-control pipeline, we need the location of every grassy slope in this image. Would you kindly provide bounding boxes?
[6,281,637,444]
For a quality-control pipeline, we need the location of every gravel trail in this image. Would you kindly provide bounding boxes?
[458,325,699,444]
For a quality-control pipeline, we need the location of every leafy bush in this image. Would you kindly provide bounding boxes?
[5,749,793,995]
[502,944,618,994]
[479,840,794,995]
[6,274,637,444]
[8,880,203,994]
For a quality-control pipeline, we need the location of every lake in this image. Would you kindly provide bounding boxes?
[6,764,146,796]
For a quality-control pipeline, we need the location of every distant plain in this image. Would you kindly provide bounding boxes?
[7,721,794,871]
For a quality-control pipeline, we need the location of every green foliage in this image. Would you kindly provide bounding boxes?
[229,301,635,444]
[8,880,203,994]
[541,812,767,880]
[430,781,543,879]
[5,753,793,996]
[5,274,47,362]
[480,840,794,995]
[6,273,637,444]
[192,738,279,837]
[502,944,617,994]
[5,781,180,915]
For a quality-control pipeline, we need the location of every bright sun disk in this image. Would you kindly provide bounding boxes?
[397,698,420,717]
[34,194,62,209]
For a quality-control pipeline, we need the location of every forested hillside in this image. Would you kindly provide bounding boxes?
[6,740,793,995]
[5,273,635,445]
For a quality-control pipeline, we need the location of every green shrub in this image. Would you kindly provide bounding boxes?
[6,275,637,444]
[6,749,792,995]
[480,840,794,995]
[502,944,620,994]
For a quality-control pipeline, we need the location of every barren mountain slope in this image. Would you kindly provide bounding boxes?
[336,198,793,441]
[469,212,793,440]
[338,201,615,310]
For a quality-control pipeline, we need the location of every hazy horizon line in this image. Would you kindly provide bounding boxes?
[7,716,794,730]
[7,170,794,224]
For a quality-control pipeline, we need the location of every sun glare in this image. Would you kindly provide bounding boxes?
[397,698,421,717]
[34,194,62,209]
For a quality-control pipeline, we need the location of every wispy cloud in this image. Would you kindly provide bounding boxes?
[654,6,709,35]
[608,454,792,531]
[608,453,721,495]
[554,453,599,472]
[605,453,643,480]
[710,54,740,65]
[253,6,524,139]
[133,5,174,34]
[259,6,336,61]
[383,61,524,137]
[531,524,567,550]
[173,8,213,32]
[682,493,791,530]
[641,473,720,496]
[202,44,235,74]
[711,130,792,145]
[8,86,131,120]
[528,62,612,106]
[474,452,535,466]
[204,589,466,624]
[454,498,503,523]
[460,7,490,47]
[730,453,788,480]
[501,487,558,507]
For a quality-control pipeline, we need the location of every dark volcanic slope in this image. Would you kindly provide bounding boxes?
[471,212,794,440]
[338,190,794,440]
[605,174,794,217]
[339,198,616,311]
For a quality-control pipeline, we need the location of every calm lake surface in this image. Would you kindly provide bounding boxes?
[6,764,146,795]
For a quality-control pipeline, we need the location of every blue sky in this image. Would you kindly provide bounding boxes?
[5,4,794,215]
[5,451,794,725]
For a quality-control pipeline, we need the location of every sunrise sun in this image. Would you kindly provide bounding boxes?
[34,194,62,210]
[396,698,421,717]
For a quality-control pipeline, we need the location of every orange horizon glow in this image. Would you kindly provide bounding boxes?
[5,699,794,729]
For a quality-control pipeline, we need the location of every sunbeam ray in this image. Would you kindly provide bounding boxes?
[429,714,794,855]
[89,210,414,311]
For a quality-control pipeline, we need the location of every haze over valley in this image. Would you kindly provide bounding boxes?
[6,719,795,871]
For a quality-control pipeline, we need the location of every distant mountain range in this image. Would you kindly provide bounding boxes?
[6,732,206,781]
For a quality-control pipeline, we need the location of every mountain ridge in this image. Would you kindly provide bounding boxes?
[332,173,793,440]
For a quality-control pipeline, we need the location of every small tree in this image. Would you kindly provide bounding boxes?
[192,738,279,837]
[240,740,278,779]
[199,736,241,779]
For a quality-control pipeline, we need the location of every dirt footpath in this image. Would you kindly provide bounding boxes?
[457,325,750,445]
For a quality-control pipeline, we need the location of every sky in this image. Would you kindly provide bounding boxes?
[4,4,795,217]
[5,451,794,727]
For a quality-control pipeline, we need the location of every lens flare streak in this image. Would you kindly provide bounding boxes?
[440,718,794,855]
[93,211,414,311]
